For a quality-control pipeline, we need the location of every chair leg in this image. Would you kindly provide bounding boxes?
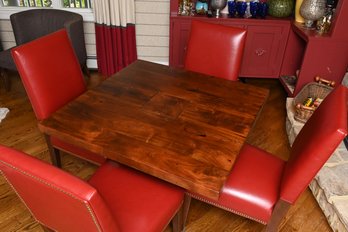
[0,68,11,91]
[239,77,247,83]
[172,204,184,232]
[44,135,62,167]
[182,194,192,229]
[265,200,291,232]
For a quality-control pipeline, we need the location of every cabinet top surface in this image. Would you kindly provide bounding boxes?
[292,22,333,41]
[171,13,292,24]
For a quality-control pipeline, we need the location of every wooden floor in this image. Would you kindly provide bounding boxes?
[0,71,332,231]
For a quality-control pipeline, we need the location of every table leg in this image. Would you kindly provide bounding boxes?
[44,135,61,167]
[182,194,192,231]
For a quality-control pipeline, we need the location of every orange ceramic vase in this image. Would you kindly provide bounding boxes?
[295,0,305,23]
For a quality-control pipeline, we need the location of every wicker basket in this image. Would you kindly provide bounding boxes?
[293,77,334,123]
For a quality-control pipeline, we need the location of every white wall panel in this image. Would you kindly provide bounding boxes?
[137,46,168,57]
[136,35,168,46]
[136,25,169,36]
[135,1,170,14]
[1,31,14,41]
[1,41,15,49]
[0,19,12,31]
[135,0,170,65]
[84,33,95,46]
[136,13,169,25]
[83,22,95,34]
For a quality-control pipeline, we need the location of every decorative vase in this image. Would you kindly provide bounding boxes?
[295,0,305,23]
[228,0,237,17]
[258,1,268,18]
[300,0,326,28]
[210,0,228,17]
[196,1,209,14]
[268,0,294,18]
[250,1,259,18]
[236,0,247,17]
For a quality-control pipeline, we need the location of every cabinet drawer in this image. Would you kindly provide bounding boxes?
[239,25,289,78]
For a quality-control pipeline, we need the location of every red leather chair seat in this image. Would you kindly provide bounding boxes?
[189,144,285,224]
[89,161,184,232]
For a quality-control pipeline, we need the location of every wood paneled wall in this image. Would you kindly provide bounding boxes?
[0,0,171,67]
[135,0,170,65]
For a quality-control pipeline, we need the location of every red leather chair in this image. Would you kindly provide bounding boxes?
[184,85,348,231]
[0,145,184,232]
[11,29,104,167]
[184,20,247,81]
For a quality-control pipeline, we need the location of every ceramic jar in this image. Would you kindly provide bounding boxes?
[295,0,305,23]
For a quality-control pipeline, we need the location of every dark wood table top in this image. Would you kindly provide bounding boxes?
[39,60,269,199]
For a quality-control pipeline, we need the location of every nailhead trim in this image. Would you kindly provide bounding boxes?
[187,192,268,225]
[0,160,102,232]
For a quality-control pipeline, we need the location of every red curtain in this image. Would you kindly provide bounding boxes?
[93,0,137,76]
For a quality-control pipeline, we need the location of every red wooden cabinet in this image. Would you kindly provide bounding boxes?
[280,0,348,96]
[169,18,191,68]
[169,0,348,96]
[169,15,290,79]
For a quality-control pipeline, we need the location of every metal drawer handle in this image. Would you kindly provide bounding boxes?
[255,48,266,56]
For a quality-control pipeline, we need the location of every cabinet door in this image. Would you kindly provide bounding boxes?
[170,19,191,68]
[240,25,289,78]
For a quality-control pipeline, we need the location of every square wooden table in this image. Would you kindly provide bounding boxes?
[39,60,269,200]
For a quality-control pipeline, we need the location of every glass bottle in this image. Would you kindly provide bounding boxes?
[316,5,334,34]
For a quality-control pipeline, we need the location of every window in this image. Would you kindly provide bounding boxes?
[0,0,94,21]
[1,0,91,8]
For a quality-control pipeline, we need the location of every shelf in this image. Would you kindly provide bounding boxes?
[292,22,332,42]
[280,75,296,96]
[171,13,292,23]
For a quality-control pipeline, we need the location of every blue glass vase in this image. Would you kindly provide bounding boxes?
[236,1,247,17]
[228,0,237,17]
[257,1,268,18]
[250,1,259,18]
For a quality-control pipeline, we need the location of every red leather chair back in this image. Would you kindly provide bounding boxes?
[0,145,120,231]
[11,29,86,120]
[280,85,348,203]
[184,20,247,81]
